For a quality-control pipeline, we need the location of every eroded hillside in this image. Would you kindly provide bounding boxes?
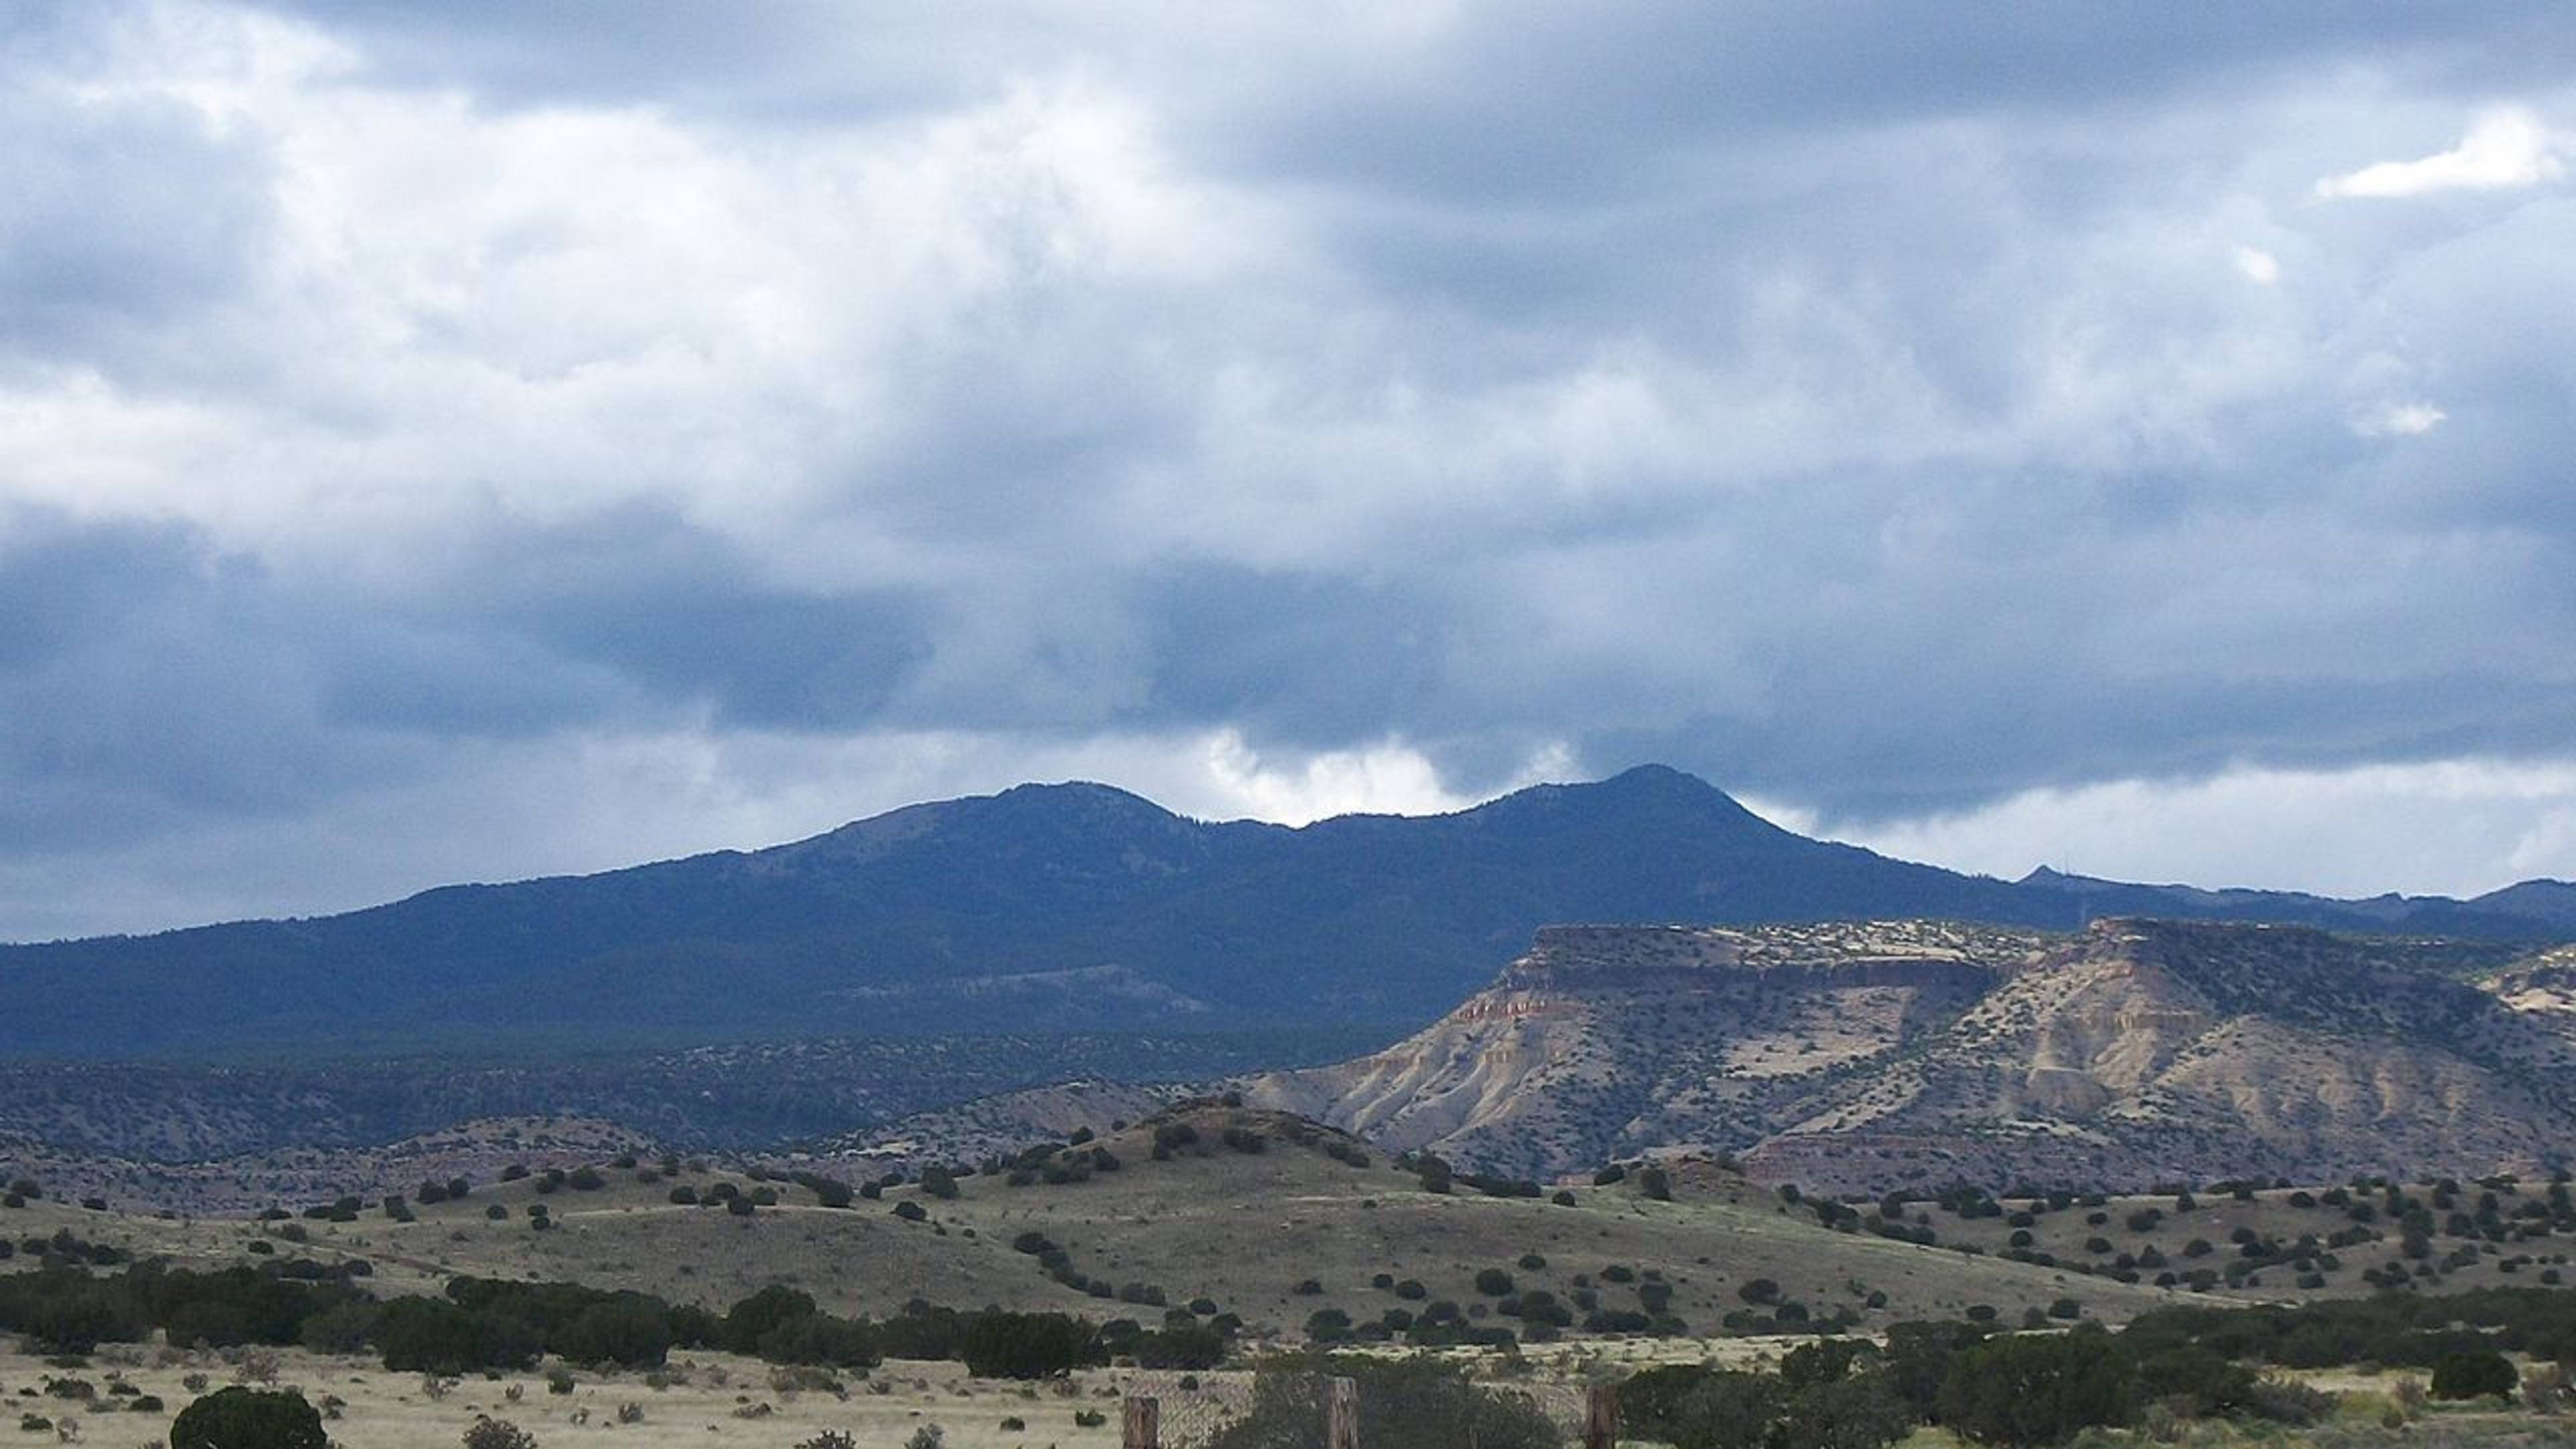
[1244,918,2576,1192]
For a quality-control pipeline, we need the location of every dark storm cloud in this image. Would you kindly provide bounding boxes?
[0,510,392,847]
[1139,564,1454,739]
[0,504,934,847]
[449,506,935,732]
[2,1,2573,934]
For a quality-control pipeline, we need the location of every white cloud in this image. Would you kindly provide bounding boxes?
[2231,245,2281,284]
[1815,759,2576,900]
[2352,400,2448,437]
[1202,731,1468,823]
[1201,730,1572,824]
[2315,107,2567,199]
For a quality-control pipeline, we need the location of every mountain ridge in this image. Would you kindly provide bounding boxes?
[1,765,2565,1062]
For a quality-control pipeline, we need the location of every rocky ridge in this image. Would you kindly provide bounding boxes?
[1242,918,2576,1193]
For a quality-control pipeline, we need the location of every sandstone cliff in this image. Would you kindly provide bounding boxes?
[1243,918,2576,1192]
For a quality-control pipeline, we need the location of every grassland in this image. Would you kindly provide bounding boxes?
[15,1106,2576,1348]
[9,1107,2205,1344]
[0,1339,1172,1449]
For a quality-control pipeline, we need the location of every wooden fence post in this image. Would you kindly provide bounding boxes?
[1327,1375,1359,1449]
[1123,1394,1160,1449]
[1585,1383,1617,1449]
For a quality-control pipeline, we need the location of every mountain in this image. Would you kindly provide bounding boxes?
[1243,918,2576,1191]
[1,765,2564,1062]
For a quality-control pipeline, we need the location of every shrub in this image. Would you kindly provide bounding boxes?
[462,1417,540,1449]
[170,1387,329,1449]
[2430,1351,2518,1401]
[376,1297,539,1375]
[957,1311,1100,1379]
[2247,1376,2335,1425]
[1937,1332,2134,1447]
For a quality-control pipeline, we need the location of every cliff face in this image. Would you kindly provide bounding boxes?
[1244,918,2576,1192]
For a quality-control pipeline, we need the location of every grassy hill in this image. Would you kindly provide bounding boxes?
[24,1102,2576,1350]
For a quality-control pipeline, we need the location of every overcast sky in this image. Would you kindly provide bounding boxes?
[4,3,2573,941]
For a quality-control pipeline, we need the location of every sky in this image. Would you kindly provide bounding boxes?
[3,2,2573,942]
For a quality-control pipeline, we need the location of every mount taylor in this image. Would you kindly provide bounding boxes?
[4,765,2571,1063]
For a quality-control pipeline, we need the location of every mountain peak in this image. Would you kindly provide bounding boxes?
[1592,762,1739,802]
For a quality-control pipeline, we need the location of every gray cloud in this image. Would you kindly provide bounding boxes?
[1,3,2573,936]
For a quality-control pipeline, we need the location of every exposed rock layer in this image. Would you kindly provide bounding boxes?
[1244,918,2576,1192]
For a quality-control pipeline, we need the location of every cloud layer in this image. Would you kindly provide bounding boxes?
[3,2,2573,937]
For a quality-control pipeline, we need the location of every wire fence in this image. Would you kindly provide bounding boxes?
[1118,1366,1613,1449]
[1121,1369,1259,1448]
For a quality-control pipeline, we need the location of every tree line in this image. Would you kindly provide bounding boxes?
[1621,1284,2576,1449]
[0,1262,1216,1379]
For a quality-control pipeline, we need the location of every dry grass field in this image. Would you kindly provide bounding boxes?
[0,1340,1178,1449]
[17,1105,2576,1449]
[5,1108,2214,1342]
[16,1332,2576,1449]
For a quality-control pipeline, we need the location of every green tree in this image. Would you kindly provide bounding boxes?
[560,1297,674,1368]
[170,1386,329,1449]
[2133,1346,2255,1417]
[1883,1320,1986,1417]
[375,1297,538,1374]
[1785,1373,1912,1449]
[2431,1351,2517,1401]
[724,1285,818,1355]
[957,1311,1099,1379]
[1782,1340,1874,1391]
[1667,1371,1788,1449]
[1937,1333,2135,1448]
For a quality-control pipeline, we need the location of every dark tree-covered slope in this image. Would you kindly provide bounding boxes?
[1,765,2561,1060]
